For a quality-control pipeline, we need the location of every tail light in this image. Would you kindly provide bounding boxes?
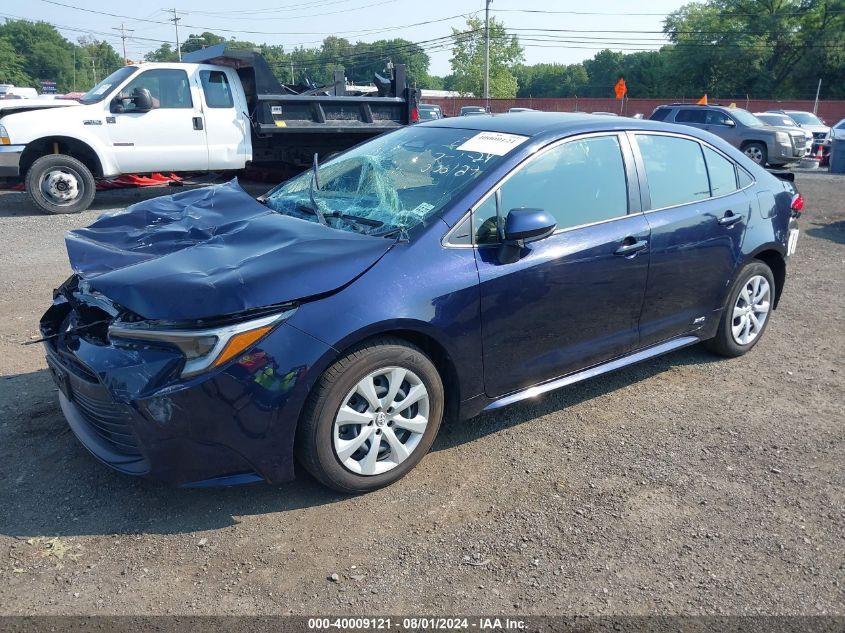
[410,106,419,123]
[791,193,804,217]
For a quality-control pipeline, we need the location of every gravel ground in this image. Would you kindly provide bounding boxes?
[0,174,843,616]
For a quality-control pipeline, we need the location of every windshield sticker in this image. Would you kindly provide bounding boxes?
[456,132,529,156]
[409,202,435,217]
[92,84,111,95]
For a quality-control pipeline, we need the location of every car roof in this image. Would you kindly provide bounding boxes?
[422,111,688,138]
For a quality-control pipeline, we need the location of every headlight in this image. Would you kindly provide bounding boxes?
[0,124,10,145]
[108,309,295,377]
[776,132,791,145]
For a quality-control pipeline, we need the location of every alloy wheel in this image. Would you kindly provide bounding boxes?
[333,366,430,476]
[731,275,771,345]
[744,146,764,164]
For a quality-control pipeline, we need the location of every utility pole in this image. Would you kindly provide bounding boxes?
[164,8,183,61]
[91,58,97,84]
[813,78,822,115]
[483,0,492,109]
[112,23,134,64]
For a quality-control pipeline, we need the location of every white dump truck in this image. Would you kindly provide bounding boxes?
[0,45,419,214]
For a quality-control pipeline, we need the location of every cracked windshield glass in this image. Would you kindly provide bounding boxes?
[265,126,521,235]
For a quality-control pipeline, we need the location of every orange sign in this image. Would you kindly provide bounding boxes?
[614,78,627,100]
[697,94,708,105]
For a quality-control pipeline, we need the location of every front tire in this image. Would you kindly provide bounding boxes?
[25,154,96,214]
[296,337,444,493]
[706,261,775,357]
[742,142,768,166]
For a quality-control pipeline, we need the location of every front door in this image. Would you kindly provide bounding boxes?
[472,133,651,398]
[631,132,749,347]
[107,68,209,174]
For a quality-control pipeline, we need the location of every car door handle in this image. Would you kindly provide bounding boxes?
[614,238,648,256]
[718,211,743,226]
[193,116,204,130]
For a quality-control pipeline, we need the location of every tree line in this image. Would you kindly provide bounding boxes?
[1,0,843,99]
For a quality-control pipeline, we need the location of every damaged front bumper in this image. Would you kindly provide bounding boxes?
[40,279,333,486]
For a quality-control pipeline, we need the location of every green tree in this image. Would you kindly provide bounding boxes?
[0,38,30,85]
[0,19,76,91]
[144,42,179,63]
[515,63,588,97]
[664,0,845,98]
[449,16,524,97]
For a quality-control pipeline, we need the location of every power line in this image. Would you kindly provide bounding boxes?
[163,8,183,61]
[38,0,479,37]
[112,23,135,63]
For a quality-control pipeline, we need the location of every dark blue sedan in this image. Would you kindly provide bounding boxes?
[40,113,802,492]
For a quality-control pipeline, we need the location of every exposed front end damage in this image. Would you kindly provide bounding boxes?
[40,275,333,486]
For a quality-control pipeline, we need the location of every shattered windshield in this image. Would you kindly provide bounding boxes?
[265,125,525,235]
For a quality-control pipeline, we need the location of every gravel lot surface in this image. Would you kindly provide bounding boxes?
[0,174,842,615]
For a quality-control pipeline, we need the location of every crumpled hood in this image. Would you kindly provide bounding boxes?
[65,180,394,321]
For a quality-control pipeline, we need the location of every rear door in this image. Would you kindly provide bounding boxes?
[472,132,651,397]
[198,67,250,170]
[631,132,750,347]
[107,67,209,173]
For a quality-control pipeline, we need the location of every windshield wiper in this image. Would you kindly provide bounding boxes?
[307,153,329,226]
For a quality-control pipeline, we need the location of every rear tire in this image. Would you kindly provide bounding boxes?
[296,337,444,493]
[26,154,96,214]
[706,261,775,357]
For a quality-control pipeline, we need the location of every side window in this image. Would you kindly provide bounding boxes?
[706,110,733,126]
[650,107,672,121]
[200,70,234,108]
[637,134,710,209]
[703,146,738,196]
[473,135,628,244]
[737,167,754,188]
[119,69,193,110]
[675,109,707,124]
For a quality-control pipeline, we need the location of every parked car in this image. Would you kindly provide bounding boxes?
[417,103,443,121]
[0,45,420,215]
[460,105,487,116]
[41,113,802,492]
[769,109,832,161]
[754,112,812,156]
[650,103,803,167]
[831,118,845,140]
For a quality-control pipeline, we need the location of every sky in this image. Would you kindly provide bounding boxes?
[3,0,695,76]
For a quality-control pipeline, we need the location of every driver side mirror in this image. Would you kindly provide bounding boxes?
[110,88,154,113]
[499,208,557,264]
[724,118,736,127]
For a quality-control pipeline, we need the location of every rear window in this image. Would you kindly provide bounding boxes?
[703,146,737,196]
[675,109,707,124]
[200,70,234,108]
[637,134,710,209]
[650,107,672,121]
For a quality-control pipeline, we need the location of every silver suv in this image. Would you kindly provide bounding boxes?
[650,104,803,167]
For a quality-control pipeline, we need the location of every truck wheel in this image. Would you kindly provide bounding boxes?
[742,142,768,166]
[26,154,96,214]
